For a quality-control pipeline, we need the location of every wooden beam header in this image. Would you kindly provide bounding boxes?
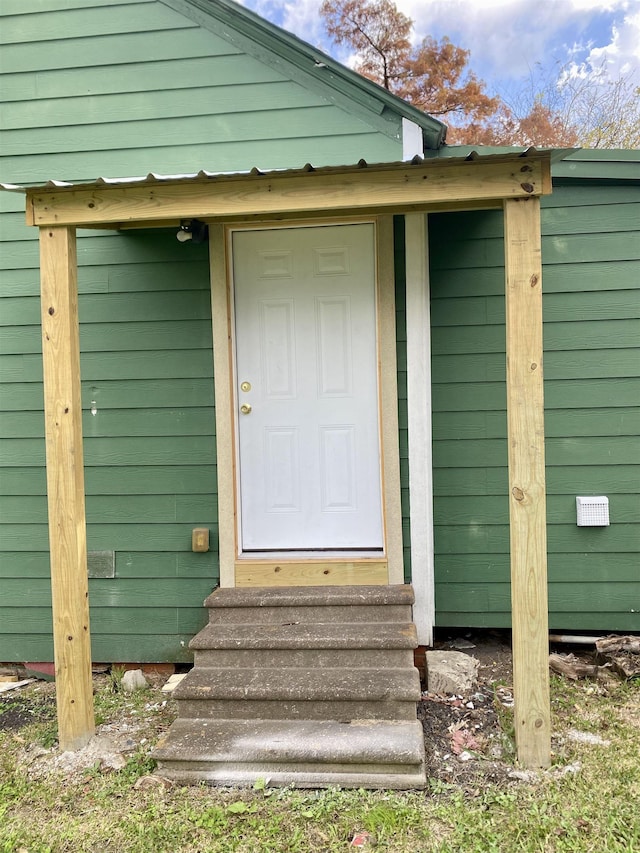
[26,154,552,228]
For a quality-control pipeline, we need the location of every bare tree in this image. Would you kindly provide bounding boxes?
[321,0,500,132]
[322,0,639,148]
[501,61,640,148]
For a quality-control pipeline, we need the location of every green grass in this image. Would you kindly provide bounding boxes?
[0,675,638,852]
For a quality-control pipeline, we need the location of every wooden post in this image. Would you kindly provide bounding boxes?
[504,197,550,767]
[40,225,95,750]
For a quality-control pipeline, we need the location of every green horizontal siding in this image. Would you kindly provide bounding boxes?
[0,322,214,355]
[4,134,399,185]
[1,465,216,496]
[433,464,639,497]
[4,81,324,130]
[1,378,215,412]
[1,577,216,607]
[431,407,638,438]
[0,495,217,524]
[429,179,640,631]
[1,229,208,266]
[3,433,217,468]
[431,495,639,526]
[0,2,187,44]
[436,582,639,614]
[431,202,640,238]
[1,407,216,437]
[0,635,197,664]
[429,231,638,270]
[436,552,640,584]
[430,289,639,326]
[2,28,218,74]
[3,523,220,552]
[0,0,407,662]
[431,259,640,297]
[0,551,217,579]
[0,351,214,383]
[431,319,638,354]
[2,106,391,159]
[433,523,638,554]
[2,54,282,104]
[427,351,638,385]
[0,608,206,636]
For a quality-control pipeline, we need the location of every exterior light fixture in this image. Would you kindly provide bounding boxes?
[176,219,208,243]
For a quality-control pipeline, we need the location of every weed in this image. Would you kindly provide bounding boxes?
[37,721,58,749]
[120,751,157,782]
[108,665,126,693]
[490,681,517,763]
[83,760,103,780]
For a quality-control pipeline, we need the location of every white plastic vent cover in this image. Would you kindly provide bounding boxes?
[576,496,609,527]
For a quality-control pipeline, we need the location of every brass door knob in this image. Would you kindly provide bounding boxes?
[240,404,252,415]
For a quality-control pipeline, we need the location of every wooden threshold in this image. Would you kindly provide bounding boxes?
[235,559,388,587]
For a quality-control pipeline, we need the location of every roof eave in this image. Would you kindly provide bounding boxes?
[161,0,447,149]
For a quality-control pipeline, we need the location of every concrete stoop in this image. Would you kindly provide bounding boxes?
[153,584,426,789]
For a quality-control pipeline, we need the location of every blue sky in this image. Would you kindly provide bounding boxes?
[239,0,640,99]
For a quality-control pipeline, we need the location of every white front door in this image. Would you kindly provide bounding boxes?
[232,223,383,551]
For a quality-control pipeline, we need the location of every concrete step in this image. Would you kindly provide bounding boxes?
[174,666,420,702]
[208,603,412,625]
[192,647,414,669]
[154,584,425,789]
[154,718,425,789]
[189,621,418,651]
[175,698,418,721]
[173,666,420,720]
[158,767,427,789]
[204,585,415,609]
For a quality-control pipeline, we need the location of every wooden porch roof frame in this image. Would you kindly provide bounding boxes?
[26,151,552,769]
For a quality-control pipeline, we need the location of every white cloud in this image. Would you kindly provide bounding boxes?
[397,2,556,72]
[241,0,640,90]
[281,0,326,49]
[585,8,640,79]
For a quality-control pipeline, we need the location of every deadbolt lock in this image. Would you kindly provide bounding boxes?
[240,381,251,392]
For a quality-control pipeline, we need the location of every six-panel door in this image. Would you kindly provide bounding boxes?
[232,223,384,551]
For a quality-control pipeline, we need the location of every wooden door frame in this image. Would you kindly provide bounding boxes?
[211,217,404,588]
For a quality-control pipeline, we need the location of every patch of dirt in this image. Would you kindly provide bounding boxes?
[2,674,173,781]
[419,629,516,789]
[0,684,56,731]
[22,721,144,779]
[436,629,514,685]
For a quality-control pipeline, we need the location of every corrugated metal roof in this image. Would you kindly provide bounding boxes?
[1,149,554,195]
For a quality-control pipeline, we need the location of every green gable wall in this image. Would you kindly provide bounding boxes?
[0,0,408,663]
[430,163,640,630]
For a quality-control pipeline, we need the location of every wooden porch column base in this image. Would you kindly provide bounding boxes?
[504,197,551,768]
[40,225,94,750]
